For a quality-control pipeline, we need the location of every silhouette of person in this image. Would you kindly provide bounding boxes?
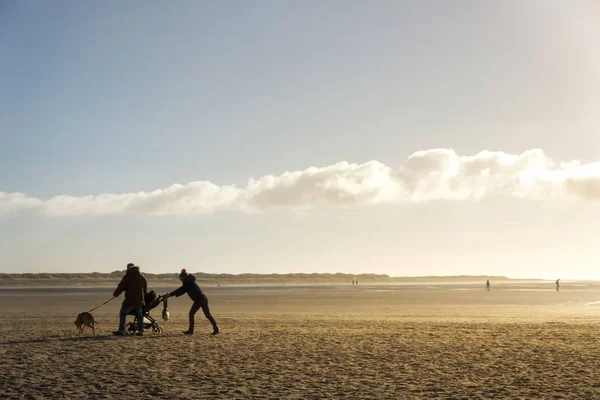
[486,280,490,292]
[166,269,219,335]
[556,279,560,292]
[113,263,147,336]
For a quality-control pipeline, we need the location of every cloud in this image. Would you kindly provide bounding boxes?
[41,182,243,216]
[242,161,398,209]
[2,149,600,216]
[0,192,42,214]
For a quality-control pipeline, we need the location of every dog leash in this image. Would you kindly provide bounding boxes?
[88,296,115,312]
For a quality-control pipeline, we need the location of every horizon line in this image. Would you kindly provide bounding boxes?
[0,271,587,281]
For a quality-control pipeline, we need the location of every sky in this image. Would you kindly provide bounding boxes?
[1,1,600,278]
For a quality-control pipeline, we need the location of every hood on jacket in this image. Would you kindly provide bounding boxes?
[184,274,196,283]
[126,266,141,276]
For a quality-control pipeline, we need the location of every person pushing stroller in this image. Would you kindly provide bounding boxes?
[165,269,219,335]
[113,263,147,336]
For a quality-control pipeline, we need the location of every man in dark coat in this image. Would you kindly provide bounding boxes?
[113,263,148,336]
[166,269,219,335]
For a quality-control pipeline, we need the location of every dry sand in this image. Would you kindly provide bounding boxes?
[2,282,600,399]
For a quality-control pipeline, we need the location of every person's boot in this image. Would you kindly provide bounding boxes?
[183,329,194,335]
[211,326,220,335]
[113,330,125,336]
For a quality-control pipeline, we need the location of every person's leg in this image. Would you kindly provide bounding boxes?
[186,300,202,333]
[118,306,129,332]
[200,295,219,334]
[135,307,144,334]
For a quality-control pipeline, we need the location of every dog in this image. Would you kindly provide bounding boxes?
[74,312,96,335]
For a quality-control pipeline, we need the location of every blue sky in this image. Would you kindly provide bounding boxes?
[1,1,599,277]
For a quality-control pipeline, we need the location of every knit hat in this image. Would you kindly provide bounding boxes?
[179,269,188,279]
[127,263,135,269]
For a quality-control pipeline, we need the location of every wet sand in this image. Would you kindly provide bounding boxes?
[2,282,600,399]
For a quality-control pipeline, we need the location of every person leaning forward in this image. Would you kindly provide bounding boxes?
[165,269,219,335]
[113,263,147,336]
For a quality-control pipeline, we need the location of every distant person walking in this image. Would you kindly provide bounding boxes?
[486,280,490,292]
[556,279,560,292]
[166,269,219,335]
[113,263,147,336]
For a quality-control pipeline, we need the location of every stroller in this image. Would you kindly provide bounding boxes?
[124,290,167,335]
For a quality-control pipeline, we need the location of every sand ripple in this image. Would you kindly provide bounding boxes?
[2,317,599,399]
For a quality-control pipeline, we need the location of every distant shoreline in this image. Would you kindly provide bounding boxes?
[0,272,548,287]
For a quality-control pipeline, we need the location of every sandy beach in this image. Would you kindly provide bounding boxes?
[5,1,598,398]
[2,282,600,399]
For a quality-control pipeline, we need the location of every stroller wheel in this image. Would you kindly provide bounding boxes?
[124,323,136,335]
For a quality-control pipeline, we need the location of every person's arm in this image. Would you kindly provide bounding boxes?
[113,277,126,297]
[169,285,186,298]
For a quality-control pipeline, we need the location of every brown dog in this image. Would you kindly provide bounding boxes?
[74,312,96,335]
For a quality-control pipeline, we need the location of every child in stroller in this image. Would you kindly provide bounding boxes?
[124,290,167,335]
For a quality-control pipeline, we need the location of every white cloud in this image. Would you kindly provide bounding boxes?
[2,149,600,216]
[242,161,398,209]
[42,182,244,216]
[0,192,42,214]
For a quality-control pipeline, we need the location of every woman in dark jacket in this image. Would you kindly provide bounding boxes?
[166,269,219,335]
